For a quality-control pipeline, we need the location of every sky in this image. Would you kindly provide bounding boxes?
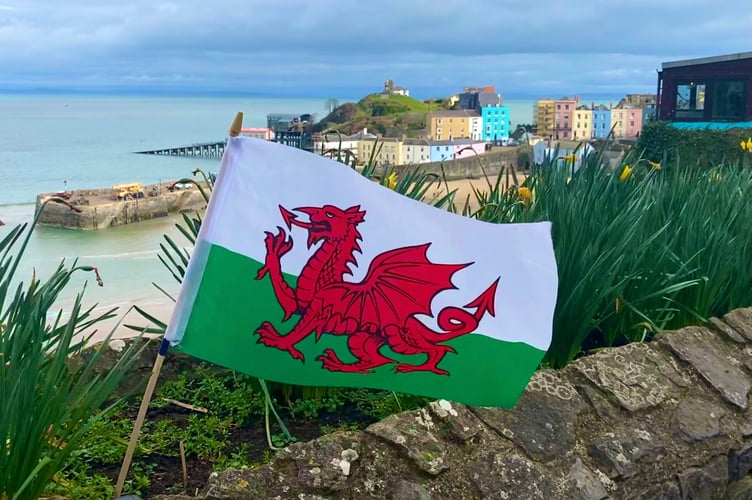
[1,0,750,99]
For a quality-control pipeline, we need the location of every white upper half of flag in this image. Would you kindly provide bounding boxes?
[190,136,558,351]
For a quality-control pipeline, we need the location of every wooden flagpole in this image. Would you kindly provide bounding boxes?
[113,112,244,498]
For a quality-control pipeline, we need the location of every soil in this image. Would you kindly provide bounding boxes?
[94,398,378,498]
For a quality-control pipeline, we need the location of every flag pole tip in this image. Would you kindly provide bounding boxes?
[229,112,244,137]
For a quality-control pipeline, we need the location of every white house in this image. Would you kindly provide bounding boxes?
[313,133,359,159]
[402,139,432,165]
[533,140,595,170]
[469,116,483,141]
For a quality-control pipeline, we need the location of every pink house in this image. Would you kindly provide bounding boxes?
[624,108,643,138]
[453,139,486,159]
[240,127,275,140]
[554,96,579,140]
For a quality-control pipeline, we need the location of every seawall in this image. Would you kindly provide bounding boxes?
[394,148,520,180]
[35,184,207,230]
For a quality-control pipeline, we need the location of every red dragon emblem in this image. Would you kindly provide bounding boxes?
[254,204,499,375]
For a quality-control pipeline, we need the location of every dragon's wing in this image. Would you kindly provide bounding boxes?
[320,243,470,330]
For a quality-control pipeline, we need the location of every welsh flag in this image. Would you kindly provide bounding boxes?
[165,137,558,407]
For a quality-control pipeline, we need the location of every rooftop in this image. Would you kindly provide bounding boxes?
[403,138,431,146]
[429,109,480,118]
[662,51,752,69]
[429,139,484,146]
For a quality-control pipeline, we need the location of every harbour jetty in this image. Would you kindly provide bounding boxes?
[35,181,207,230]
[135,141,227,158]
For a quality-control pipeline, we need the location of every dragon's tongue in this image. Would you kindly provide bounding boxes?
[280,206,312,230]
[307,232,316,249]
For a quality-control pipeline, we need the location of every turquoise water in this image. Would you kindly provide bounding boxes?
[0,94,335,315]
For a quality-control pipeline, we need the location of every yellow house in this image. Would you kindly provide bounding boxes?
[427,110,478,141]
[357,138,404,166]
[573,106,593,140]
[534,99,556,139]
[610,108,627,138]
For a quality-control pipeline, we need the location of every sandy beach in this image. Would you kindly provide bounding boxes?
[424,174,527,212]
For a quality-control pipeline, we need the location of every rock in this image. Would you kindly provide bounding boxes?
[730,444,752,481]
[201,434,360,500]
[743,415,752,437]
[390,479,432,500]
[624,481,681,500]
[709,316,747,343]
[574,342,687,412]
[723,308,752,341]
[204,467,287,500]
[566,458,609,500]
[589,427,665,479]
[426,400,485,443]
[366,408,448,475]
[727,477,752,500]
[467,453,557,499]
[676,455,728,499]
[673,397,722,442]
[659,326,751,409]
[577,383,621,422]
[282,431,362,491]
[472,370,585,463]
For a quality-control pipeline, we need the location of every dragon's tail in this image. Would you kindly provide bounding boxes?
[414,278,500,344]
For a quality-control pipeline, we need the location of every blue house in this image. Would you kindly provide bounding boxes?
[592,105,611,139]
[428,141,454,162]
[481,106,511,142]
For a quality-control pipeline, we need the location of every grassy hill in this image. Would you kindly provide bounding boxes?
[314,93,452,138]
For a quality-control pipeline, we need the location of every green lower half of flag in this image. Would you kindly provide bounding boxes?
[177,245,546,408]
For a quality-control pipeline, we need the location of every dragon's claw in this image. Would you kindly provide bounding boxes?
[318,353,375,373]
[254,322,305,362]
[395,363,449,375]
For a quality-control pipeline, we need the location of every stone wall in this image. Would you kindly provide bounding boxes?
[187,307,752,500]
[394,148,519,181]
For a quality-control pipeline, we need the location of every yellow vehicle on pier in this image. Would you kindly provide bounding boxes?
[113,182,145,200]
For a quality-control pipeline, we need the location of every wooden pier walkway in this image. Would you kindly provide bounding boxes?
[135,132,314,158]
[135,141,227,158]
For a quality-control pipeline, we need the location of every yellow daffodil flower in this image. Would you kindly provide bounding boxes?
[648,160,661,170]
[741,140,747,151]
[563,153,576,162]
[386,172,397,190]
[745,138,752,152]
[619,165,633,182]
[518,187,532,202]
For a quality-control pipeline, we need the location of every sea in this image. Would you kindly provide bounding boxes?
[0,94,584,329]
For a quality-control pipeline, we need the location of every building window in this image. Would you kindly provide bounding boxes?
[675,81,706,118]
[565,105,570,110]
[711,80,745,120]
[630,121,635,126]
[557,104,561,109]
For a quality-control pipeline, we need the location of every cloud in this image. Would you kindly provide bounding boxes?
[1,0,750,96]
